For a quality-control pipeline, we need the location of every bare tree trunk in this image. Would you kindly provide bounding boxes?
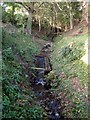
[70,4,73,30]
[38,16,41,32]
[26,11,32,35]
[52,16,55,31]
[26,3,34,35]
[52,3,55,32]
[49,17,52,33]
[50,17,52,26]
[82,1,88,24]
[66,1,73,30]
[65,25,68,31]
[54,4,58,34]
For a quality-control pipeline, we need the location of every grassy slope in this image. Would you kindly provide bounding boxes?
[2,27,47,119]
[2,29,40,64]
[51,34,88,118]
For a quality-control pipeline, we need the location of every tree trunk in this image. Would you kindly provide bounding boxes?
[65,25,68,31]
[66,1,73,30]
[82,2,88,24]
[49,17,52,33]
[69,3,73,30]
[50,17,52,26]
[52,16,55,32]
[38,16,41,32]
[52,3,55,32]
[26,3,34,35]
[26,11,32,35]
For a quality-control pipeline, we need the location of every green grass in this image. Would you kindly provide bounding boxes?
[51,34,88,118]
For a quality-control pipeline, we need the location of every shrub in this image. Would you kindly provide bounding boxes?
[61,42,85,62]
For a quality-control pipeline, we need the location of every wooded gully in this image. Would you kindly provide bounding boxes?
[12,43,65,120]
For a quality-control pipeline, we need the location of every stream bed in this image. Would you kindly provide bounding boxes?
[31,45,64,120]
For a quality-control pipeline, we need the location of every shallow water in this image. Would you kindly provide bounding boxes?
[32,54,63,119]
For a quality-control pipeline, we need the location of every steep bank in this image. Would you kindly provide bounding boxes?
[2,27,48,119]
[51,33,88,118]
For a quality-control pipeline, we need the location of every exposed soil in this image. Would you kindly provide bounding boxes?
[62,20,88,37]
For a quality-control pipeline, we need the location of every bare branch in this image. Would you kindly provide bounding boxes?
[37,2,44,9]
[56,3,62,11]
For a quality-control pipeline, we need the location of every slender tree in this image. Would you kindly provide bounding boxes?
[82,1,88,24]
[66,0,73,30]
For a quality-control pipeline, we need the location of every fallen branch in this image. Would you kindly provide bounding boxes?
[31,67,45,70]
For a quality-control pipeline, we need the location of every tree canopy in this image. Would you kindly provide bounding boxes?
[1,2,86,34]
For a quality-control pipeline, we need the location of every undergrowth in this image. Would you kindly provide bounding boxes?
[2,27,47,119]
[51,34,88,118]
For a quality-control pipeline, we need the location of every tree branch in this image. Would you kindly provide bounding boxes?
[56,3,62,11]
[37,3,44,9]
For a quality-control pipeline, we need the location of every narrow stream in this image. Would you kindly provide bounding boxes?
[31,44,64,120]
